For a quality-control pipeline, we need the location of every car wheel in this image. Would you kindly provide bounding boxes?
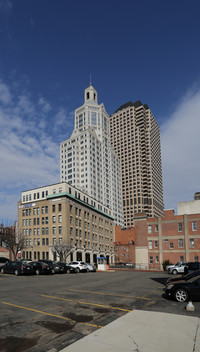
[1,268,4,274]
[76,267,80,273]
[15,270,19,276]
[172,269,178,275]
[175,289,188,302]
[36,269,40,275]
[67,269,70,274]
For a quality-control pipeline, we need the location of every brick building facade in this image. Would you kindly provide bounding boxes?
[115,209,200,270]
[18,182,115,264]
[114,226,135,264]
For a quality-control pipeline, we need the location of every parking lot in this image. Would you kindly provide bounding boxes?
[1,270,200,352]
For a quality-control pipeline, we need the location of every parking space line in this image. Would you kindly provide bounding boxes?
[41,294,132,312]
[1,301,103,328]
[142,286,164,298]
[67,289,152,301]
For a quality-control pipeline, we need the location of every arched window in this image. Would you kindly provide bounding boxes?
[87,92,89,100]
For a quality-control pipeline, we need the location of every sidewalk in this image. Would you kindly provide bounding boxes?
[60,309,200,352]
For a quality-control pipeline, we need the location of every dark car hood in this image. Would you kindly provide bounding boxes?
[167,279,186,285]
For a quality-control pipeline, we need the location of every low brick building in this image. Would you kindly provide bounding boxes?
[115,209,200,270]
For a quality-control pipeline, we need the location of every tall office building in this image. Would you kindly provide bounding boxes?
[60,84,124,226]
[110,100,164,227]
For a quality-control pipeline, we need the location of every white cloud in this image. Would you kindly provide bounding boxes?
[161,84,200,212]
[0,79,74,223]
[38,96,52,113]
[0,81,12,104]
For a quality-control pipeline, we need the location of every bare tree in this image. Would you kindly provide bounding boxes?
[0,225,27,260]
[51,241,74,262]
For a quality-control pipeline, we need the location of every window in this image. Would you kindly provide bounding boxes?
[148,225,152,234]
[192,222,197,231]
[52,205,55,212]
[155,224,158,232]
[170,242,174,249]
[149,241,152,249]
[178,239,183,248]
[178,223,182,232]
[58,215,62,223]
[194,256,199,262]
[52,216,56,223]
[156,256,159,263]
[149,256,153,264]
[180,255,184,262]
[53,227,56,235]
[59,226,62,234]
[58,204,62,212]
[155,240,158,248]
[190,238,195,248]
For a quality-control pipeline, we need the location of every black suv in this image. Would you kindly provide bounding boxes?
[184,262,200,275]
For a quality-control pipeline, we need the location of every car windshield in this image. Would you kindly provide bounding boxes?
[184,271,200,280]
[189,275,200,283]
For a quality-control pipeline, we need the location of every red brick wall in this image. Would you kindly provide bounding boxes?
[114,226,135,264]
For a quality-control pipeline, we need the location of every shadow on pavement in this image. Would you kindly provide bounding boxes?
[150,277,169,285]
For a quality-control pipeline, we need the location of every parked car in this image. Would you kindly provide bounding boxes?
[164,275,200,302]
[38,260,64,273]
[166,270,200,285]
[1,260,35,276]
[184,262,200,275]
[85,263,96,272]
[30,261,53,275]
[57,262,78,274]
[166,262,183,273]
[126,263,134,267]
[0,257,10,267]
[68,261,87,272]
[168,262,187,275]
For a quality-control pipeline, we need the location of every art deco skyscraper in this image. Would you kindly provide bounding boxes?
[109,100,164,227]
[60,84,124,226]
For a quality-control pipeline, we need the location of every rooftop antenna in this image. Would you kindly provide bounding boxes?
[90,74,92,86]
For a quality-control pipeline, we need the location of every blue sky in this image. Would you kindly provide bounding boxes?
[1,0,200,222]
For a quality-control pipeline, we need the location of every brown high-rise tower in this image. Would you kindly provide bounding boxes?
[110,100,164,227]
